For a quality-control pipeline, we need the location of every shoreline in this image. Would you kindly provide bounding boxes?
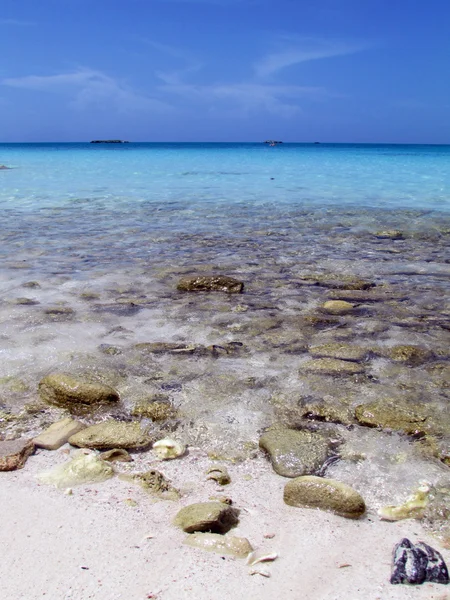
[1,446,449,600]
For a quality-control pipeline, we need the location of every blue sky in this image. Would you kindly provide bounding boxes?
[1,0,449,142]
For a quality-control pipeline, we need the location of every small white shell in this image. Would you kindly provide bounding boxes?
[246,549,278,566]
[249,568,271,577]
[152,438,185,460]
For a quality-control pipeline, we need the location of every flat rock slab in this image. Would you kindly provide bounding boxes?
[259,428,331,478]
[355,400,428,435]
[34,418,85,450]
[39,373,119,410]
[308,343,369,362]
[297,274,374,290]
[284,476,366,519]
[184,533,252,558]
[177,275,244,293]
[327,289,408,302]
[174,502,239,534]
[300,358,365,376]
[68,421,151,449]
[0,438,35,471]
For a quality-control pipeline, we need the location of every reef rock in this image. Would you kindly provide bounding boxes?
[184,532,252,558]
[284,476,366,519]
[37,451,113,488]
[177,275,244,293]
[384,345,433,366]
[34,417,85,450]
[300,358,365,376]
[174,501,239,533]
[354,399,428,435]
[39,373,119,411]
[321,300,354,315]
[391,538,449,585]
[0,438,35,471]
[308,343,369,362]
[68,420,151,449]
[121,469,179,499]
[259,427,331,478]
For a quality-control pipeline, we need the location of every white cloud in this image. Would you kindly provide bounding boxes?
[2,68,171,113]
[158,79,326,116]
[255,38,365,78]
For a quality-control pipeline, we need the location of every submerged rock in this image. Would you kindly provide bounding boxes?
[37,451,113,488]
[131,399,175,421]
[177,275,244,293]
[390,538,449,585]
[174,502,239,533]
[259,427,331,478]
[321,300,354,315]
[183,532,252,558]
[375,230,405,240]
[207,465,231,485]
[308,343,369,362]
[301,401,354,426]
[68,420,151,449]
[300,358,365,376]
[354,399,427,435]
[39,373,119,411]
[34,417,85,450]
[284,476,366,519]
[0,438,35,471]
[297,273,374,290]
[384,345,433,366]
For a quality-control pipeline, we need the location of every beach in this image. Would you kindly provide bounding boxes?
[1,143,450,599]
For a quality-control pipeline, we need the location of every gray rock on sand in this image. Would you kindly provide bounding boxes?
[174,502,239,533]
[259,428,331,478]
[177,275,244,293]
[68,420,151,449]
[284,476,366,519]
[34,417,86,450]
[0,438,35,471]
[39,373,119,410]
[184,532,252,558]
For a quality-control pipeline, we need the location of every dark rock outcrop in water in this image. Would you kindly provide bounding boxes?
[177,275,244,293]
[391,538,449,585]
[90,140,129,143]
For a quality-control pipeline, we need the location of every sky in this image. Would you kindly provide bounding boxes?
[0,0,449,143]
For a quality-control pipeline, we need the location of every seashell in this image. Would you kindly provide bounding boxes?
[379,482,431,522]
[249,568,271,577]
[246,549,278,566]
[206,465,231,485]
[152,438,185,460]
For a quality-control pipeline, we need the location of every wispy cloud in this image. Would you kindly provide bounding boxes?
[0,18,35,26]
[2,68,171,113]
[158,79,327,116]
[255,37,365,78]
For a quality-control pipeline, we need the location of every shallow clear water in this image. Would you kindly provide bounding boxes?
[1,143,450,515]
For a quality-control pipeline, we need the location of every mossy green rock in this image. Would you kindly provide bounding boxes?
[174,502,239,533]
[308,343,369,362]
[385,345,432,366]
[68,420,151,449]
[300,358,365,376]
[39,373,119,410]
[259,428,331,478]
[354,400,428,435]
[177,275,244,294]
[284,476,366,519]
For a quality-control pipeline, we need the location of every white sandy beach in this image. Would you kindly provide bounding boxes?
[1,445,449,600]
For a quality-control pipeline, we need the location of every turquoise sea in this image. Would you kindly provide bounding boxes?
[1,142,450,509]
